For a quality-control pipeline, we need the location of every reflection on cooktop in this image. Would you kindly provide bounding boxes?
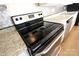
[23,21,62,46]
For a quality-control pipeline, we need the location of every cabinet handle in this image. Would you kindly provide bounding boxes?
[67,20,69,23]
[66,17,73,23]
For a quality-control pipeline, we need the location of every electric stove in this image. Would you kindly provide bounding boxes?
[11,11,64,56]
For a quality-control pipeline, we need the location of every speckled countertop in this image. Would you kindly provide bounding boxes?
[44,11,78,24]
[0,26,26,56]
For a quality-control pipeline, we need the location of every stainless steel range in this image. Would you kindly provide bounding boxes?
[11,11,64,56]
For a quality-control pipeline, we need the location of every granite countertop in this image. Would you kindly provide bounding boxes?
[44,11,78,24]
[0,26,26,56]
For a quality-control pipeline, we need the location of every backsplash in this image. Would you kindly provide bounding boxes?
[35,3,66,16]
[0,4,13,29]
[0,11,13,29]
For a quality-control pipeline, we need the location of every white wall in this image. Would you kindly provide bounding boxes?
[6,3,65,16]
[35,4,66,16]
[0,0,79,5]
[6,3,40,16]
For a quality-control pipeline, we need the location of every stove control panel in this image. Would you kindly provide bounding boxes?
[11,11,43,25]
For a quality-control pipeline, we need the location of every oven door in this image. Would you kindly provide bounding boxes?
[41,37,62,56]
[35,30,64,56]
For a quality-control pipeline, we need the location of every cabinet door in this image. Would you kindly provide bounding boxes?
[64,17,73,39]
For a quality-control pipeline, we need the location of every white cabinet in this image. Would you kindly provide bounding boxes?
[64,12,78,39]
[70,12,78,31]
[64,17,73,38]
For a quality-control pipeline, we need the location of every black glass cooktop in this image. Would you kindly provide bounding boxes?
[24,21,60,46]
